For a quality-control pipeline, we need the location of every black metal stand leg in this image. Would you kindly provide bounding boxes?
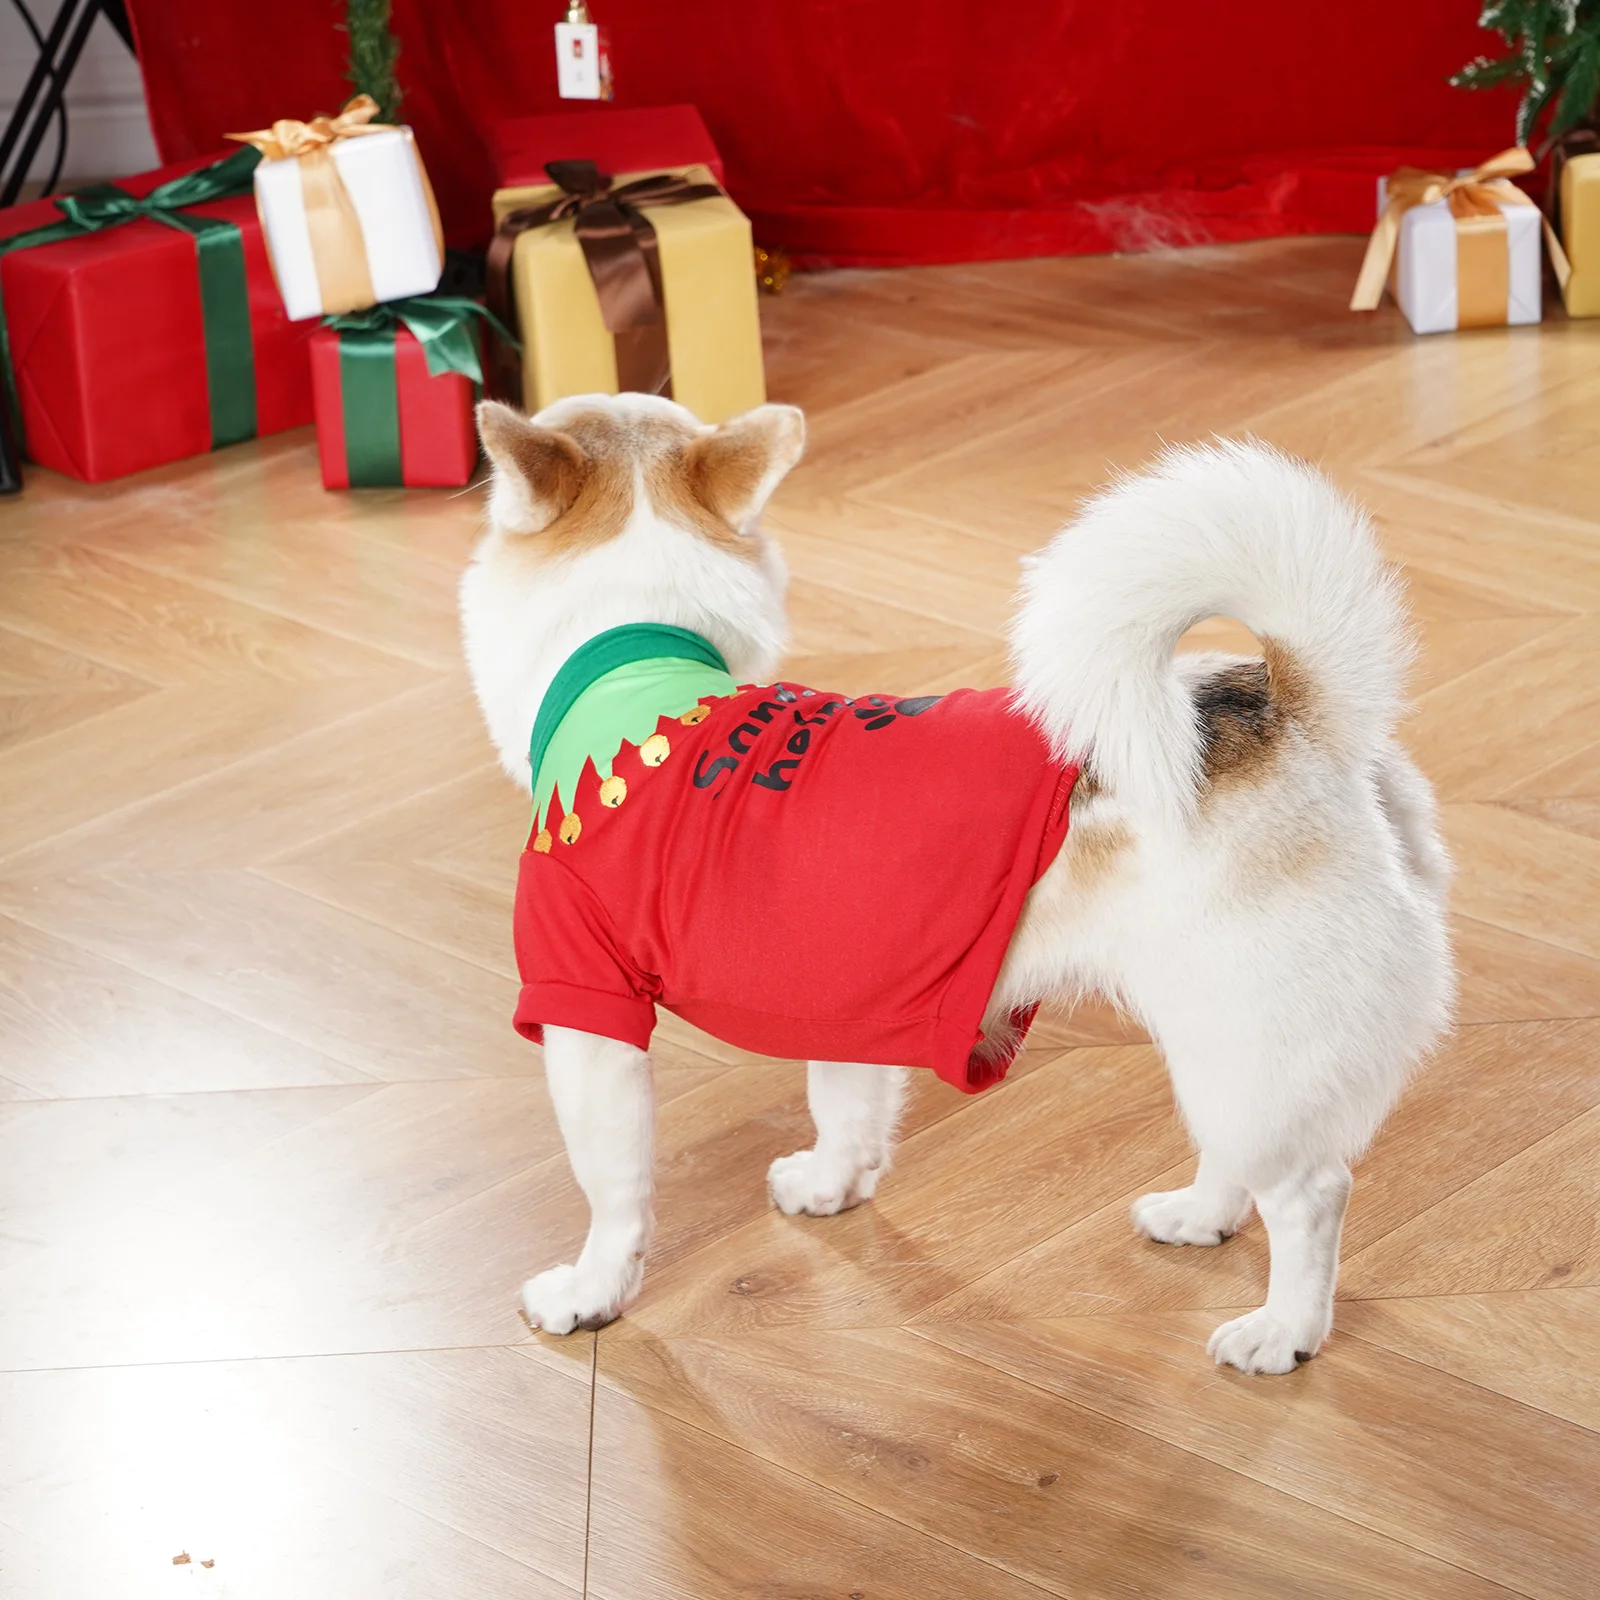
[1,0,139,209]
[1,0,103,210]
[99,0,132,51]
[1,0,136,209]
[0,398,21,496]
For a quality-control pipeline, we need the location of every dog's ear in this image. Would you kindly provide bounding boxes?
[687,404,805,534]
[476,400,591,535]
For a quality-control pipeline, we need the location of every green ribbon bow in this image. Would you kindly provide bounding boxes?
[322,296,517,487]
[0,146,263,459]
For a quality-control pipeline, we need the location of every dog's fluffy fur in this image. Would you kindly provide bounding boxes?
[461,393,1454,1373]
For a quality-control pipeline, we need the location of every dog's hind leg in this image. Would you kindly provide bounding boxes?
[1132,1150,1253,1246]
[768,1061,908,1217]
[521,1025,655,1335]
[1207,1160,1352,1374]
[1143,1001,1368,1374]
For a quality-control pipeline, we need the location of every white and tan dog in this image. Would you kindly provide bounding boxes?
[461,392,1454,1374]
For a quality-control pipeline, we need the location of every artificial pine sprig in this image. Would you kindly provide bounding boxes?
[1453,0,1600,148]
[344,0,403,124]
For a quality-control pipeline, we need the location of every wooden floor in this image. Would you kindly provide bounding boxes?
[2,236,1598,1599]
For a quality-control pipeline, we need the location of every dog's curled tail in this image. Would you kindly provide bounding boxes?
[1008,439,1410,830]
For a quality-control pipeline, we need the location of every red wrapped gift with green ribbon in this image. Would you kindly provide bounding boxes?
[312,296,517,488]
[0,147,316,484]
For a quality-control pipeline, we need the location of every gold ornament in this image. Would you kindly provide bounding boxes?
[532,829,553,854]
[680,704,710,725]
[559,812,583,845]
[754,243,791,294]
[640,734,671,766]
[599,775,628,808]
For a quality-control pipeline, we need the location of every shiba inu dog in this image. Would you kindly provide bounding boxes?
[461,393,1453,1373]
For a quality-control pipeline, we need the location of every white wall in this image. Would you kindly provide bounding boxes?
[0,6,158,186]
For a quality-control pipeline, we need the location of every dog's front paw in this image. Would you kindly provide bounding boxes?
[521,1263,633,1335]
[1207,1308,1327,1374]
[1132,1184,1251,1246]
[767,1149,879,1217]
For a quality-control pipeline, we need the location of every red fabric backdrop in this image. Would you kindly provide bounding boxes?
[125,1,1515,267]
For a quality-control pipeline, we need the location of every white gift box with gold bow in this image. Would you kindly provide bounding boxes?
[230,96,445,322]
[1378,172,1542,334]
[1351,147,1570,336]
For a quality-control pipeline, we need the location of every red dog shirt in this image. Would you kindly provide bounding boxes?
[512,626,1079,1093]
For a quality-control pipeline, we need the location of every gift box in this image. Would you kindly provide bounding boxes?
[1559,152,1600,318]
[0,148,316,483]
[487,160,764,424]
[230,95,444,323]
[311,297,508,488]
[488,104,725,189]
[1351,147,1570,335]
[1381,171,1541,333]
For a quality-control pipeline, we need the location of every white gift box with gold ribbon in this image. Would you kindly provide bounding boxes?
[1378,173,1541,334]
[1351,147,1569,336]
[230,96,445,323]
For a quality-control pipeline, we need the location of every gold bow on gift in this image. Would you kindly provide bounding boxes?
[1350,147,1570,327]
[227,95,440,316]
[227,92,390,163]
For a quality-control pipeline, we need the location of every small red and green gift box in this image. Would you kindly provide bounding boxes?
[310,297,514,489]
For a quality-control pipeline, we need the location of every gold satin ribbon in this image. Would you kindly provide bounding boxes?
[228,94,442,317]
[227,92,388,164]
[1350,147,1571,325]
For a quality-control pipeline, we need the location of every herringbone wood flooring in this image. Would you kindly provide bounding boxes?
[2,235,1597,1599]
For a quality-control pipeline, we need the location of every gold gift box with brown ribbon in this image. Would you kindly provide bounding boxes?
[1350,147,1569,335]
[1556,144,1600,318]
[487,160,765,423]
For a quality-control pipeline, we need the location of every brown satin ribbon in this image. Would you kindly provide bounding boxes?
[485,160,726,405]
[1351,146,1570,322]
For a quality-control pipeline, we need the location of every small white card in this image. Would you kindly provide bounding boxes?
[555,21,613,100]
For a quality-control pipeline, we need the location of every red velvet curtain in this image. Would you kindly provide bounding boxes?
[125,1,1515,266]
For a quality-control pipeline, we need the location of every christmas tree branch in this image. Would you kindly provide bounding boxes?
[345,0,403,123]
[1452,0,1600,148]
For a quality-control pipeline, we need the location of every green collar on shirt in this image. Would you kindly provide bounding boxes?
[529,624,735,827]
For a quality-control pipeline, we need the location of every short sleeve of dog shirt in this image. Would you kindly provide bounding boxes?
[513,848,661,1053]
[513,681,1078,1092]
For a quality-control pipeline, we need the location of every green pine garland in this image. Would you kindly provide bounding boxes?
[345,0,403,123]
[1453,1,1600,149]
